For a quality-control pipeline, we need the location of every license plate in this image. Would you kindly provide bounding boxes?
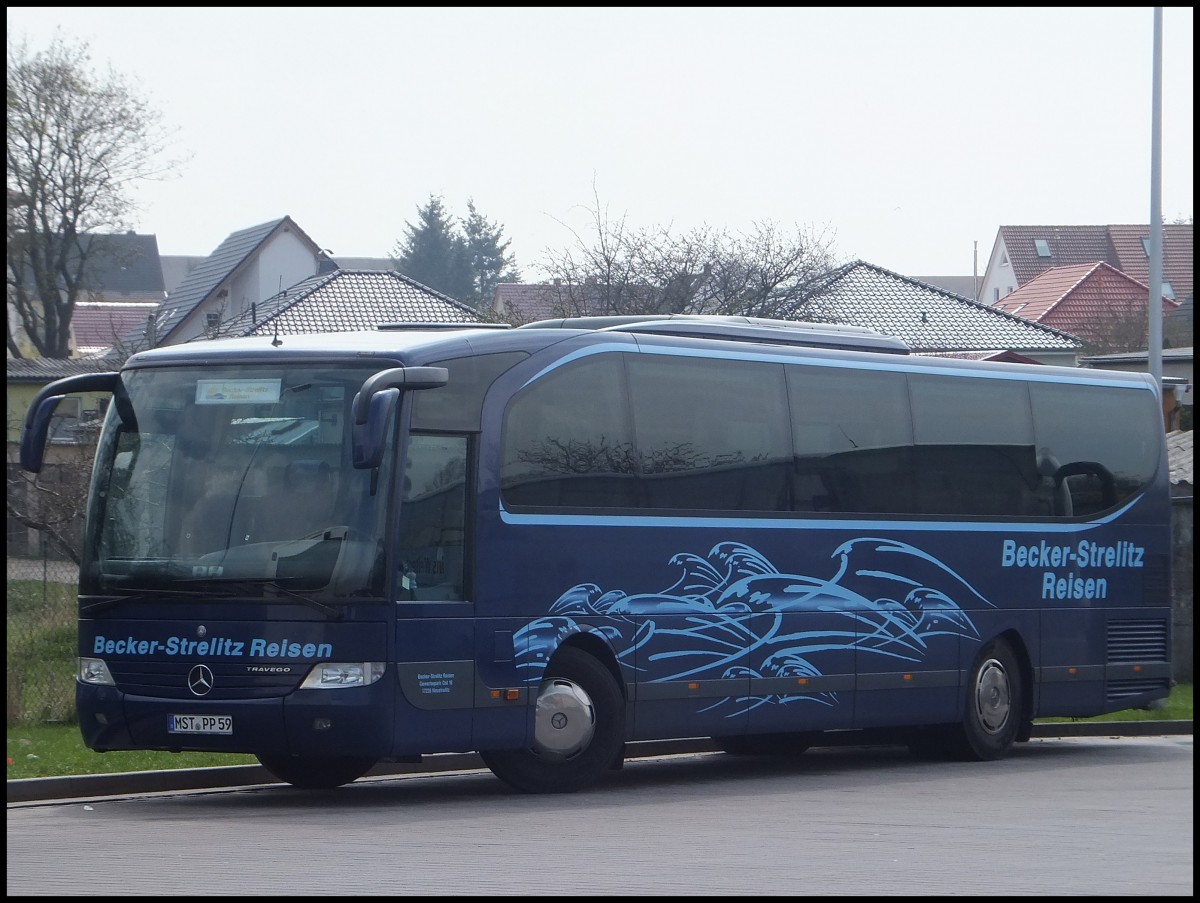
[169,714,232,735]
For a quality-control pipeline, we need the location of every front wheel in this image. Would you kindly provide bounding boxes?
[480,646,624,794]
[946,637,1024,761]
[256,754,377,789]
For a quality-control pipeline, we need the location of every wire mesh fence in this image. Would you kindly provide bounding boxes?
[7,554,79,727]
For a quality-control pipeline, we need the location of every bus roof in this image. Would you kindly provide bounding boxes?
[119,320,1157,391]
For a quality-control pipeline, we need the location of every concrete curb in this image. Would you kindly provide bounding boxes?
[7,721,1191,805]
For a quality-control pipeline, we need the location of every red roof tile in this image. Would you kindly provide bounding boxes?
[70,301,160,354]
[994,262,1178,347]
[998,224,1192,305]
[1107,224,1193,304]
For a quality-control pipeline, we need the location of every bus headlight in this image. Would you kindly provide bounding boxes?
[77,657,116,686]
[300,662,386,689]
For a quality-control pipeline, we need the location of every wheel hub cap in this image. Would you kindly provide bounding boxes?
[533,678,596,760]
[976,658,1012,734]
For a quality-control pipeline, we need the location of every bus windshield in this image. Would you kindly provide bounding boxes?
[82,363,395,600]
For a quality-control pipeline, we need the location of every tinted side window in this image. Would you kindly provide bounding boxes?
[1030,382,1159,517]
[500,354,639,509]
[909,374,1041,517]
[627,354,791,511]
[786,366,915,514]
[398,434,468,601]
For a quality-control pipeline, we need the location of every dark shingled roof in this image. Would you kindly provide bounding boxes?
[7,356,118,383]
[123,217,317,350]
[213,269,480,338]
[79,232,165,299]
[799,260,1081,354]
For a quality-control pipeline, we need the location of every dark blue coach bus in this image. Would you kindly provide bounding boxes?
[20,315,1173,792]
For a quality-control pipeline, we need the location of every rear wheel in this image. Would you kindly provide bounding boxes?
[480,646,624,794]
[256,754,376,789]
[946,637,1023,761]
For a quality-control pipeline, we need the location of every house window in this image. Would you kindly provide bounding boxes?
[1162,281,1175,300]
[994,288,1000,303]
[1034,239,1052,258]
[1141,237,1151,257]
[1001,253,1009,266]
[206,312,221,330]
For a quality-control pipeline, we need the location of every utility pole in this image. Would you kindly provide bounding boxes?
[1147,7,1163,394]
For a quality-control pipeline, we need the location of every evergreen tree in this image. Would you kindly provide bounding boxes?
[462,199,521,308]
[391,195,471,300]
[391,196,520,307]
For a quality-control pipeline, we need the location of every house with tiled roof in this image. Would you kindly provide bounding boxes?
[120,216,331,354]
[491,282,571,324]
[993,262,1179,355]
[6,356,118,436]
[6,231,166,358]
[797,260,1082,365]
[212,269,481,338]
[978,223,1193,311]
[70,301,160,357]
[72,231,166,303]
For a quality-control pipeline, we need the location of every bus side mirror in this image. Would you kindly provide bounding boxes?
[350,366,449,425]
[352,389,400,469]
[350,366,449,470]
[19,372,119,473]
[20,395,66,473]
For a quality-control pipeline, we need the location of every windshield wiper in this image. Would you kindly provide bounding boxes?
[166,577,345,620]
[254,580,344,620]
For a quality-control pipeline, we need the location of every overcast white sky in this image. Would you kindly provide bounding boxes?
[7,7,1194,280]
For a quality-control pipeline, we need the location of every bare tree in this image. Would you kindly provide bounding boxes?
[7,33,179,358]
[538,186,841,320]
[1079,299,1178,357]
[6,412,100,566]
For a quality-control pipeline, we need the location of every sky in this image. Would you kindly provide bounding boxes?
[6,7,1194,280]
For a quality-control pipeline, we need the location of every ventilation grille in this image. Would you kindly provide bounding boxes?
[1106,619,1168,663]
[1107,679,1169,702]
[106,661,298,700]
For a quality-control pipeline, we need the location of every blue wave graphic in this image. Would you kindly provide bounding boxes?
[514,538,990,716]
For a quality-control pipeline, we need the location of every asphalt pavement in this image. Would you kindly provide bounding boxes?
[7,719,1191,805]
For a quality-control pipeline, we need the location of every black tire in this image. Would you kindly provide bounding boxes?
[256,754,377,789]
[480,646,624,794]
[945,637,1024,761]
[714,732,815,756]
